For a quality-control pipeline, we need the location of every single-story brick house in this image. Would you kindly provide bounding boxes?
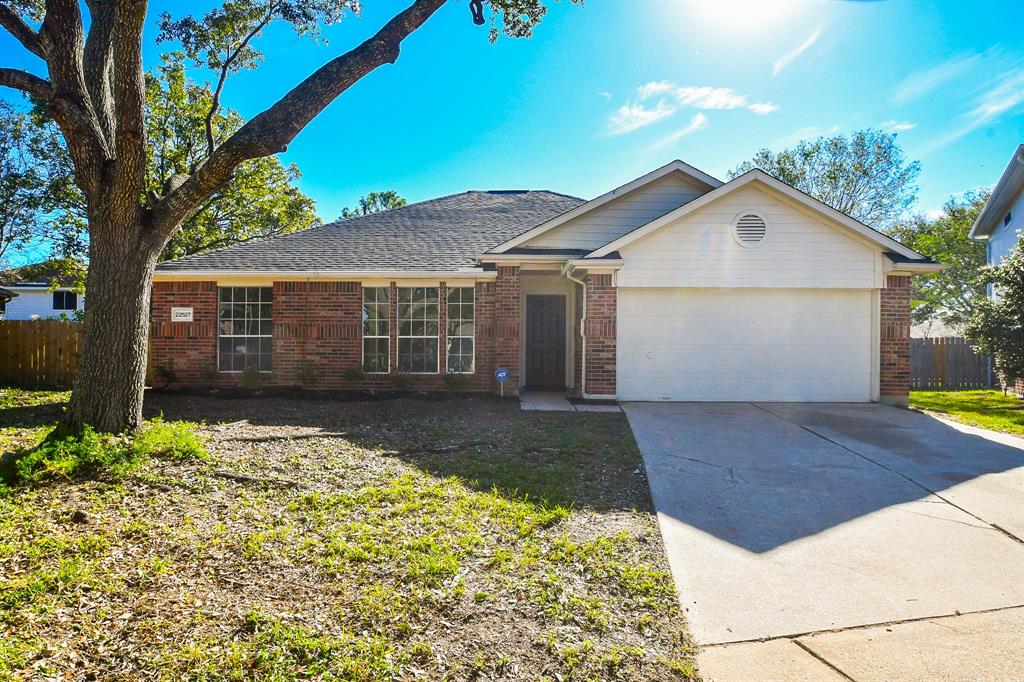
[151,160,942,405]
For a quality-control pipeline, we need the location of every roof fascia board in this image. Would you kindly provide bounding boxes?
[487,160,722,254]
[968,145,1024,241]
[152,270,497,281]
[587,170,924,260]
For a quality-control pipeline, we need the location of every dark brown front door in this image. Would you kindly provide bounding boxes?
[525,295,566,390]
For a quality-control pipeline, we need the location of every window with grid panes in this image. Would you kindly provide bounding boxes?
[446,286,474,373]
[362,286,390,372]
[217,287,272,372]
[397,286,438,373]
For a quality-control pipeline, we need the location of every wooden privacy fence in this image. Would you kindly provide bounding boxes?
[911,336,992,391]
[0,320,82,387]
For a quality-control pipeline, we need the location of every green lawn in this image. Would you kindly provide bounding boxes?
[0,388,697,681]
[910,390,1024,436]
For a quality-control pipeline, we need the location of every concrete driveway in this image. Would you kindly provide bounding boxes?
[623,402,1024,681]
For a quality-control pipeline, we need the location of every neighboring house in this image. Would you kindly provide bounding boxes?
[0,260,85,320]
[151,160,942,406]
[969,144,1024,397]
[969,144,1024,270]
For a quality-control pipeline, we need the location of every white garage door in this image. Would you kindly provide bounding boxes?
[617,288,873,401]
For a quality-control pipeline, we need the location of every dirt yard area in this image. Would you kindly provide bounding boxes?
[0,389,696,680]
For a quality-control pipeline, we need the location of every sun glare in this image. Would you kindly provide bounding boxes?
[683,0,804,34]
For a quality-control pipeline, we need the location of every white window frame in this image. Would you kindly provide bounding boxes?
[396,286,439,374]
[446,286,475,374]
[361,286,390,374]
[217,286,273,373]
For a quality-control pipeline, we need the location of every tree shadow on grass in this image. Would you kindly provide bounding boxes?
[142,391,651,513]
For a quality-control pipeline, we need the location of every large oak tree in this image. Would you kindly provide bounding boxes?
[0,0,566,432]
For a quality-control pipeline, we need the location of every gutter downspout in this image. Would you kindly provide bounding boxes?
[562,262,587,398]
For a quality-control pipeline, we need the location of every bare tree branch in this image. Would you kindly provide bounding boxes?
[151,0,447,239]
[0,4,46,58]
[0,66,52,97]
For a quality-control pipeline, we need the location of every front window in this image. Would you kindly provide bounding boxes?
[218,287,272,372]
[53,291,77,310]
[362,286,390,373]
[446,286,475,373]
[397,286,439,373]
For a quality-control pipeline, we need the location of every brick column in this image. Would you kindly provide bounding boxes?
[880,274,911,407]
[494,266,521,392]
[273,281,361,387]
[150,281,218,385]
[583,273,617,398]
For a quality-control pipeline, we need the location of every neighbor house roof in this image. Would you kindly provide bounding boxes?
[0,258,86,288]
[0,287,16,302]
[969,144,1024,241]
[155,190,585,276]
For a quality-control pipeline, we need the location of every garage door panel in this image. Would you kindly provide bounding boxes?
[617,289,872,402]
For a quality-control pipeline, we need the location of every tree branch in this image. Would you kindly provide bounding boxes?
[0,4,46,59]
[83,0,115,144]
[0,67,52,97]
[151,0,447,240]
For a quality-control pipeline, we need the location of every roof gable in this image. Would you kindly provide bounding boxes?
[487,160,721,253]
[969,144,1024,240]
[587,169,926,261]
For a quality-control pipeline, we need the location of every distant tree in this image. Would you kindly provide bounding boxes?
[886,192,989,326]
[0,101,51,267]
[964,242,1024,390]
[730,129,920,228]
[339,190,406,219]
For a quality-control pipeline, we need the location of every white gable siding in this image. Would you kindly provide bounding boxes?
[527,172,708,250]
[988,186,1023,266]
[616,185,881,289]
[2,289,85,320]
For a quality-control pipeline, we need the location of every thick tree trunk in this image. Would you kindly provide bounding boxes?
[63,219,162,433]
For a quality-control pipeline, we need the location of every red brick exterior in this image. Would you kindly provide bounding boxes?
[494,266,521,392]
[149,279,501,392]
[582,273,617,397]
[880,275,911,406]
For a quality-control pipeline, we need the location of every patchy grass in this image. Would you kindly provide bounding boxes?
[0,389,696,680]
[910,390,1024,436]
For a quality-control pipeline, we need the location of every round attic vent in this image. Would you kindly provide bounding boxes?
[733,212,767,247]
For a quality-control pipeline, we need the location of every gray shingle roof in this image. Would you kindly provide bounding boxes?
[156,190,585,274]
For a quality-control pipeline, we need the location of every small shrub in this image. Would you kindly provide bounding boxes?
[241,365,266,389]
[342,366,365,382]
[155,362,178,388]
[199,366,217,383]
[443,372,468,393]
[297,360,320,387]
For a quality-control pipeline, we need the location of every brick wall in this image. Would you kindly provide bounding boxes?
[150,279,501,392]
[583,273,617,397]
[880,274,911,406]
[150,281,218,384]
[494,266,521,392]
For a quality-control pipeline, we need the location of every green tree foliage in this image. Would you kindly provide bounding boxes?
[730,129,920,228]
[886,193,989,326]
[965,242,1024,387]
[339,190,407,219]
[147,55,320,260]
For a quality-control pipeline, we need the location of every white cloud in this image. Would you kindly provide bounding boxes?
[774,124,841,148]
[927,69,1024,150]
[747,102,780,115]
[648,113,709,151]
[880,120,917,132]
[892,53,980,104]
[637,81,675,100]
[674,86,748,110]
[924,208,945,220]
[605,100,676,136]
[773,24,823,77]
[597,90,611,101]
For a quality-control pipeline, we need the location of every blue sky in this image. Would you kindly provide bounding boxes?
[2,0,1023,264]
